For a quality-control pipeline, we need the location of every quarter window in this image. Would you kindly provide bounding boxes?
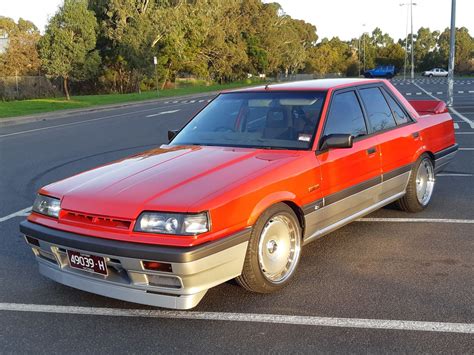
[359,87,397,132]
[324,91,367,138]
[383,89,410,125]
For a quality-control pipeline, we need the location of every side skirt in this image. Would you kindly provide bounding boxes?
[303,191,405,246]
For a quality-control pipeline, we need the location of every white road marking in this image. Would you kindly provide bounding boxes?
[0,104,186,139]
[199,99,205,102]
[0,207,32,223]
[454,122,459,129]
[359,218,474,224]
[458,91,464,94]
[456,132,474,135]
[412,82,474,129]
[449,107,474,129]
[437,173,473,177]
[406,93,412,96]
[0,303,472,334]
[437,92,443,94]
[145,109,180,118]
[459,148,474,151]
[469,91,474,94]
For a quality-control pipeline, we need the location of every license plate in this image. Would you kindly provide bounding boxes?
[67,250,108,276]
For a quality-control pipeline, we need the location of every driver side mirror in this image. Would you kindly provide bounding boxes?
[320,134,353,151]
[168,129,179,142]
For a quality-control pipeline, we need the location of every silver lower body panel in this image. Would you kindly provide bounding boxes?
[27,237,248,309]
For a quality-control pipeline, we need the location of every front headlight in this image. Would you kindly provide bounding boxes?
[134,212,210,235]
[32,194,61,218]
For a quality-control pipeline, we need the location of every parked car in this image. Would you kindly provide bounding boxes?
[20,78,457,309]
[422,68,448,77]
[364,65,396,78]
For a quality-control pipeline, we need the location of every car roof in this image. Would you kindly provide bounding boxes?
[228,78,385,92]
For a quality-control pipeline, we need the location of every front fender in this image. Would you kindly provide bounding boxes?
[247,191,298,226]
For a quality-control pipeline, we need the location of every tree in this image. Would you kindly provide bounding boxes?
[437,27,473,73]
[0,17,41,77]
[38,0,100,99]
[413,27,439,71]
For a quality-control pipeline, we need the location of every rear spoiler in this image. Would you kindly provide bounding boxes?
[408,100,448,115]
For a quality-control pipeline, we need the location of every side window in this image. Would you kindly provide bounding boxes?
[359,87,397,132]
[382,89,410,125]
[324,91,367,138]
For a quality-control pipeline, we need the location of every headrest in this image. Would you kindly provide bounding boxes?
[265,108,288,128]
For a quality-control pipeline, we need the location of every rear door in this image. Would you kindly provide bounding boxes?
[358,85,420,200]
[305,89,382,240]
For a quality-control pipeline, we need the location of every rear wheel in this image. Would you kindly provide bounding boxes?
[398,154,435,212]
[236,203,302,293]
[429,74,433,78]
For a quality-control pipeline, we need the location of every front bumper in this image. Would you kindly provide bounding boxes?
[20,221,250,309]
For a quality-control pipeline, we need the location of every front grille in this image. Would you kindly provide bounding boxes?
[60,210,132,230]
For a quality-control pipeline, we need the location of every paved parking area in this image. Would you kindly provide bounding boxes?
[0,80,473,353]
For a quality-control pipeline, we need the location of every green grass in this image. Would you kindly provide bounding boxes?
[0,81,261,119]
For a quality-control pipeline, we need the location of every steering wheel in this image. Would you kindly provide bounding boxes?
[214,126,235,133]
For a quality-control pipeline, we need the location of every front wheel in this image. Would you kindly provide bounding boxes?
[236,203,302,293]
[397,154,435,212]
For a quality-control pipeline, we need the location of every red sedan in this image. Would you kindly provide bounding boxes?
[20,79,457,309]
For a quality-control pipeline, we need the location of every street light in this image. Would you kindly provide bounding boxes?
[400,1,417,81]
[447,0,456,106]
[362,24,366,73]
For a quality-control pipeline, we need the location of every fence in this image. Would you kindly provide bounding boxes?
[0,76,61,100]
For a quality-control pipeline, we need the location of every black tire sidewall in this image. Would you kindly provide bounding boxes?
[244,203,302,293]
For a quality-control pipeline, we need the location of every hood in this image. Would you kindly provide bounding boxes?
[41,145,300,219]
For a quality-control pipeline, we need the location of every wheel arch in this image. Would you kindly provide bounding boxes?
[247,193,305,235]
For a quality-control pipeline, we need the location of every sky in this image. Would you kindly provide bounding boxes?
[1,0,473,41]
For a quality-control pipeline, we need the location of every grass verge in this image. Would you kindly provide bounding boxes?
[0,81,261,119]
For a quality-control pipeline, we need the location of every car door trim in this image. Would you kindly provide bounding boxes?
[302,163,412,215]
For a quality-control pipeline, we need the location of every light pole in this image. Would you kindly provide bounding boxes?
[447,0,456,106]
[410,0,415,80]
[400,3,410,80]
[400,2,417,80]
[362,24,366,73]
[153,56,159,95]
[358,36,361,76]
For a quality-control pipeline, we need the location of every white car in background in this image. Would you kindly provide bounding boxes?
[422,68,448,77]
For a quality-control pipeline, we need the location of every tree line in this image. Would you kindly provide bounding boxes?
[1,0,473,99]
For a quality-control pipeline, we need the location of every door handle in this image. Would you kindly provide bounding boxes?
[412,132,420,139]
[367,147,377,155]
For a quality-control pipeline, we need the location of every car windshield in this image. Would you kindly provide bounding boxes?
[171,91,326,150]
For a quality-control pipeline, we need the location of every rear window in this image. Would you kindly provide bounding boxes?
[359,87,397,132]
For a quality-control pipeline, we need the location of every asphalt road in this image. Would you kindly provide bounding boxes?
[0,79,473,353]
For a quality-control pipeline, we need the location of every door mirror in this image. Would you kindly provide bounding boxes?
[320,134,353,150]
[168,129,179,142]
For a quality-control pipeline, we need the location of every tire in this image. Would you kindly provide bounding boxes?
[429,74,433,78]
[236,203,302,293]
[397,154,435,213]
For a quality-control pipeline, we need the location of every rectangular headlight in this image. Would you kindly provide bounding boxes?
[134,212,209,235]
[32,194,61,218]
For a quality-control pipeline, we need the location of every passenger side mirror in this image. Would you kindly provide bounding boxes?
[168,129,179,142]
[320,134,353,150]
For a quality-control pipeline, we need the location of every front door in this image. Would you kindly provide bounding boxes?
[304,89,382,242]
